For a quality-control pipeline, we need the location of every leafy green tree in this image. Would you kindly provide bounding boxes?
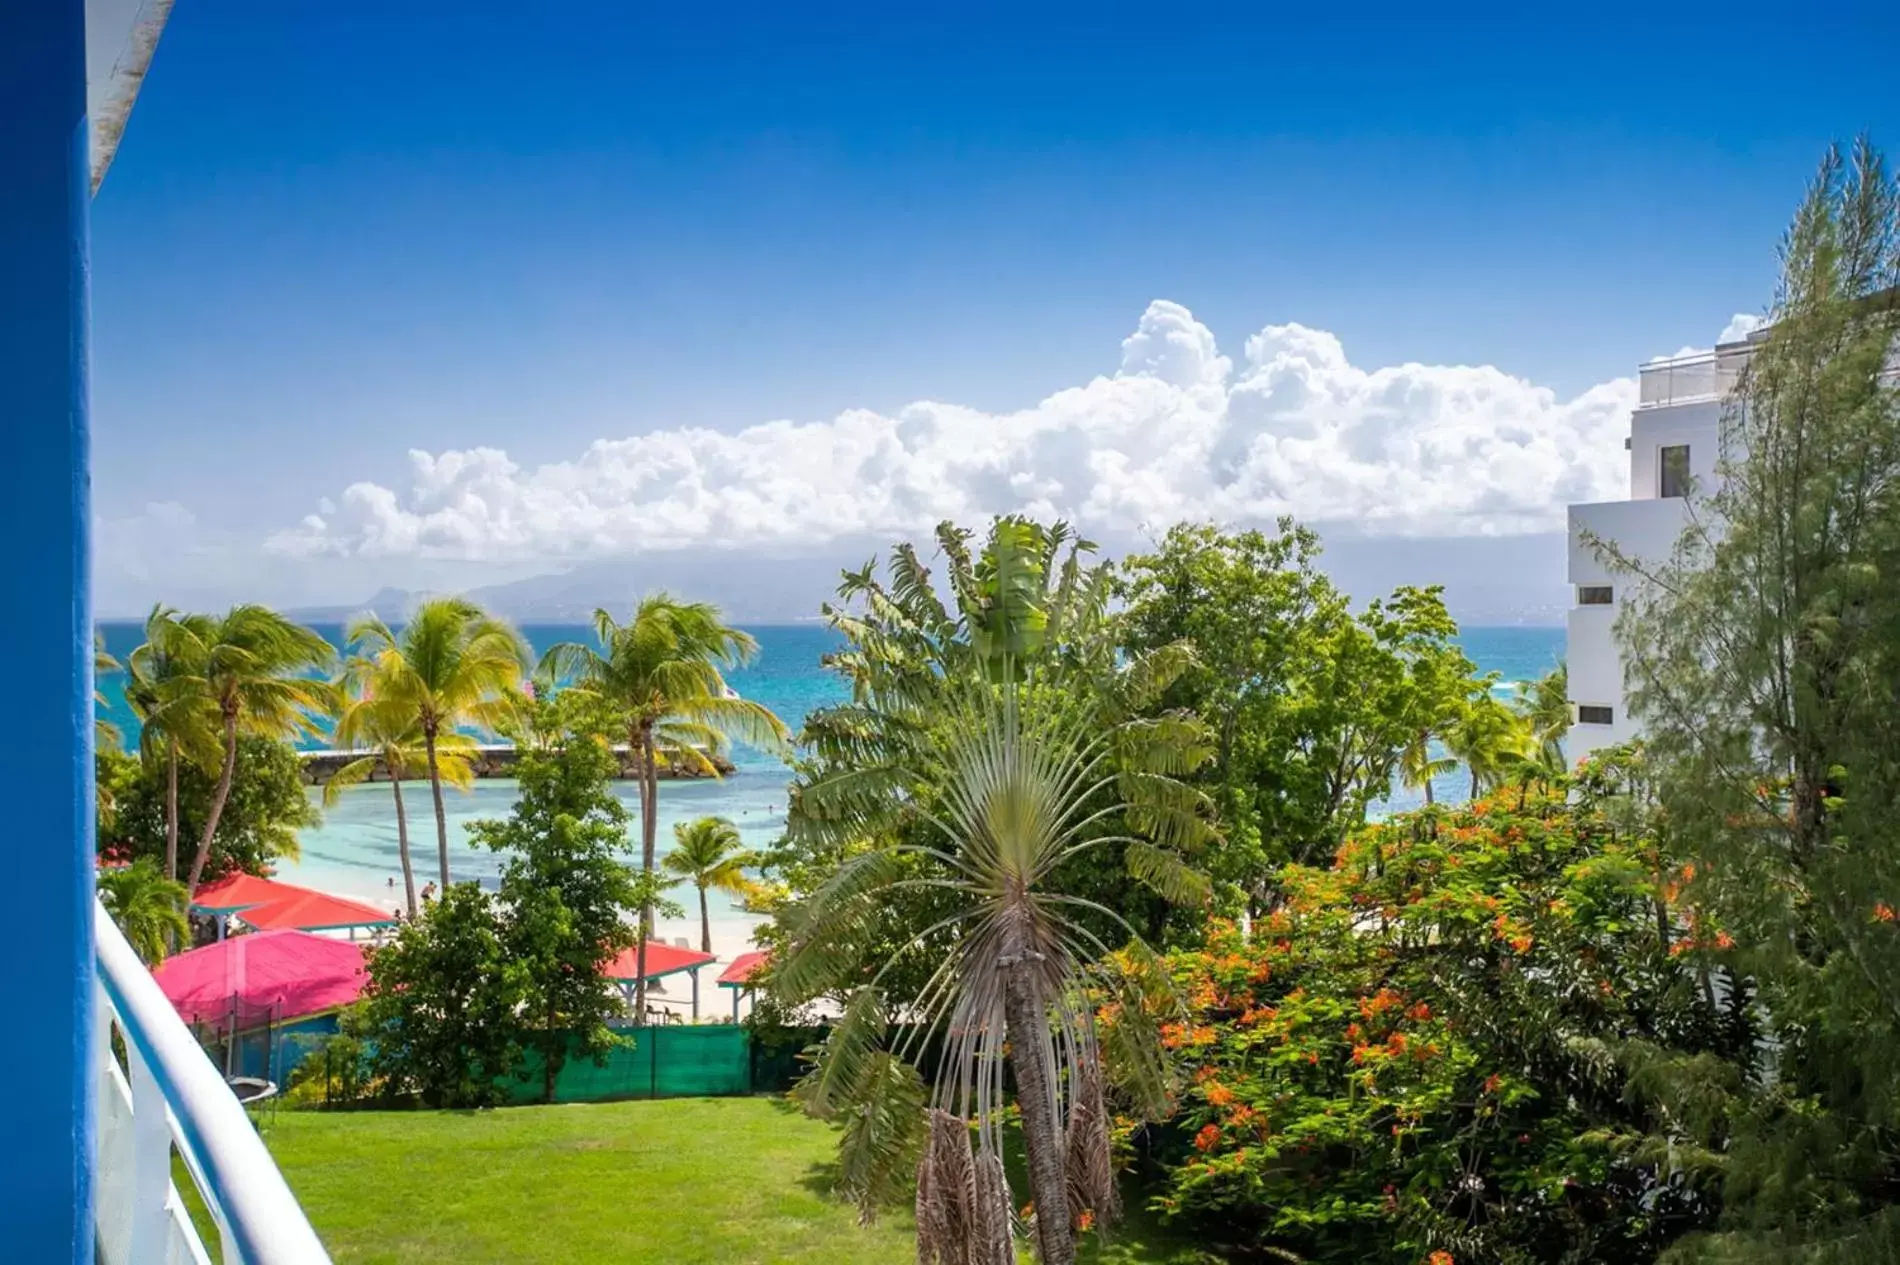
[165,605,337,896]
[1138,762,1751,1264]
[325,690,477,918]
[97,859,190,964]
[663,816,759,954]
[542,596,788,1023]
[778,681,1211,1265]
[358,882,530,1108]
[106,734,319,883]
[347,598,531,891]
[1593,139,1900,1262]
[469,723,642,1101]
[1117,521,1478,893]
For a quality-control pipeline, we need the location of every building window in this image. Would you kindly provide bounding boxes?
[1577,705,1614,725]
[1578,585,1613,606]
[1659,444,1691,498]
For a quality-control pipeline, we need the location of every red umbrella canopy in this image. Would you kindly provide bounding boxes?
[154,930,368,1026]
[601,942,716,983]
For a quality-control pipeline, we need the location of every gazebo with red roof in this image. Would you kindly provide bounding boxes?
[602,941,717,1021]
[236,889,398,937]
[716,950,770,1021]
[191,874,397,940]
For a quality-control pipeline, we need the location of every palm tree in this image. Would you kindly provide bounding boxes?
[1514,663,1572,766]
[542,596,789,1023]
[172,606,337,898]
[1397,726,1458,806]
[1444,683,1529,801]
[662,816,759,956]
[98,859,191,964]
[347,598,530,890]
[779,681,1208,1265]
[125,606,221,881]
[326,689,477,917]
[93,632,121,754]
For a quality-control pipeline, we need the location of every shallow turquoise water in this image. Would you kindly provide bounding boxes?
[96,621,1564,944]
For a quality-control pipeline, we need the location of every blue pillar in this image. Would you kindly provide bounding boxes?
[0,1,94,1260]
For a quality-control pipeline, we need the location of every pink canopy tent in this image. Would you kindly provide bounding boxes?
[154,930,368,1028]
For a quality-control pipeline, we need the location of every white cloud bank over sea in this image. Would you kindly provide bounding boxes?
[266,300,1645,563]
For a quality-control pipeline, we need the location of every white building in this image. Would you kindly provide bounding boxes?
[1565,333,1758,762]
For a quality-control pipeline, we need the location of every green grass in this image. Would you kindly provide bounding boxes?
[242,1098,1212,1264]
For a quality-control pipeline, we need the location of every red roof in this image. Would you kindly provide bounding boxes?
[236,890,398,933]
[601,942,716,982]
[154,930,368,1026]
[717,950,769,988]
[191,873,308,914]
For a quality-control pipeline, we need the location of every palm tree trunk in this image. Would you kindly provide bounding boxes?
[633,722,658,1025]
[391,770,418,918]
[698,883,711,955]
[1423,773,1435,806]
[164,738,180,881]
[185,709,240,898]
[1004,965,1075,1265]
[424,725,451,889]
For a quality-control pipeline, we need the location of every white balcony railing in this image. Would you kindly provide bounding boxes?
[94,902,331,1265]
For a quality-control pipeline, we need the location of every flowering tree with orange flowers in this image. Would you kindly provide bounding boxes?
[1118,760,1754,1264]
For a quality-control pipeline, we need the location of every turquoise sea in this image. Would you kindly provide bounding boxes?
[95,622,1563,951]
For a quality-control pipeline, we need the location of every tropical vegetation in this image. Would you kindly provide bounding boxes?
[664,815,760,954]
[542,597,788,1023]
[345,598,531,889]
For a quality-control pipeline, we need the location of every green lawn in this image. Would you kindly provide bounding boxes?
[252,1098,1212,1264]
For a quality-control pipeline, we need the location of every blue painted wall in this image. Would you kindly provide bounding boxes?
[0,1,94,1259]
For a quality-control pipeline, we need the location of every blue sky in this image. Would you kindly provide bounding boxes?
[89,2,1900,616]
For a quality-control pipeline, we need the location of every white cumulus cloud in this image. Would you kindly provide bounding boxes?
[266,301,1640,562]
[1718,312,1766,344]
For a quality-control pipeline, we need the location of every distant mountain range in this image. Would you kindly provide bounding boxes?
[278,532,1571,628]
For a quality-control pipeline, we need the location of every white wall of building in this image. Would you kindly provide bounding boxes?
[1566,341,1742,763]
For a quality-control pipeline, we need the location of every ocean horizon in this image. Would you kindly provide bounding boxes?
[95,621,1564,956]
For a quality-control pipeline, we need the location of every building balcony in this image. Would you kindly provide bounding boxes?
[1637,349,1745,410]
[94,901,330,1264]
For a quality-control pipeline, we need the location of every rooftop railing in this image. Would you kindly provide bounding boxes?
[94,901,331,1265]
[1637,349,1746,409]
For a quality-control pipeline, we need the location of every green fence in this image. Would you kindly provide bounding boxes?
[506,1025,753,1105]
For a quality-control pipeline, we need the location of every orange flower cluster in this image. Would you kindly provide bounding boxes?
[1359,988,1405,1020]
[1428,1252,1455,1265]
[1193,1124,1221,1153]
[1876,903,1897,924]
[1205,1082,1236,1108]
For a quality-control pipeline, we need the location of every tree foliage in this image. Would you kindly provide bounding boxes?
[1134,761,1752,1264]
[358,881,531,1109]
[1117,520,1483,897]
[541,594,788,1022]
[97,858,190,964]
[1595,138,1900,1262]
[104,733,318,884]
[468,721,643,1102]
